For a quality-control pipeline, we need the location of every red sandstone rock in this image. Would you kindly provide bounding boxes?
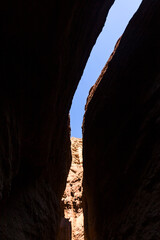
[83,0,160,239]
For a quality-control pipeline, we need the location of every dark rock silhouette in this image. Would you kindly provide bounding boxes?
[0,0,114,239]
[58,218,72,240]
[83,1,160,239]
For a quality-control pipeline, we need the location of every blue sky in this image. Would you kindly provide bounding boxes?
[70,0,142,138]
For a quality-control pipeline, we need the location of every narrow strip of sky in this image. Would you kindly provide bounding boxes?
[70,0,142,138]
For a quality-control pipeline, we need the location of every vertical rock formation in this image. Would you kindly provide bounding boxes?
[61,137,84,240]
[83,0,160,239]
[0,1,114,239]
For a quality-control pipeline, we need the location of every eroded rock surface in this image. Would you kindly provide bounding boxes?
[83,1,160,239]
[61,137,84,240]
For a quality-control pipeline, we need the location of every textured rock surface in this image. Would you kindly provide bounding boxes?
[83,1,160,239]
[61,137,84,240]
[0,0,114,239]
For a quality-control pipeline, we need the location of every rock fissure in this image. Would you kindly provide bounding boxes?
[59,137,84,240]
[0,0,160,240]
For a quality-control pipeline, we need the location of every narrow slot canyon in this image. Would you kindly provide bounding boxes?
[0,1,160,240]
[59,137,83,240]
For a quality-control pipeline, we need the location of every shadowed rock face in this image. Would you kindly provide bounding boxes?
[0,0,114,239]
[83,1,160,239]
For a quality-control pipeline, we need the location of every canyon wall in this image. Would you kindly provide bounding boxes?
[0,1,114,239]
[83,0,160,239]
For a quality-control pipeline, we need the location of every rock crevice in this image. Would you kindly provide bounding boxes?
[60,137,84,240]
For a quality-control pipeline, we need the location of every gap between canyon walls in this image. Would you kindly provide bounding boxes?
[58,138,83,240]
[58,1,143,239]
[70,0,143,138]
